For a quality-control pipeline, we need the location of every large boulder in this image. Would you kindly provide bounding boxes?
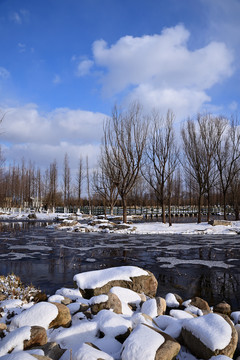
[182,313,238,359]
[90,292,122,315]
[10,302,59,330]
[73,266,158,299]
[121,323,180,360]
[213,301,231,316]
[49,302,71,328]
[190,296,211,313]
[0,326,46,356]
[24,326,47,349]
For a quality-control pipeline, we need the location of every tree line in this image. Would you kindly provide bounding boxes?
[1,104,240,224]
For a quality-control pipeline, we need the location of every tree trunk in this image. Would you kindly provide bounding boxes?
[223,191,227,220]
[122,196,127,224]
[197,194,202,223]
[168,196,172,227]
[110,204,114,216]
[162,202,166,224]
[207,190,211,223]
[234,203,239,221]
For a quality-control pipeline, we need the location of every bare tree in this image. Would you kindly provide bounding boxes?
[181,118,206,223]
[76,155,83,207]
[86,156,91,213]
[215,114,240,219]
[181,114,227,223]
[143,110,179,225]
[63,153,71,208]
[49,159,58,209]
[93,150,119,216]
[198,114,223,222]
[103,103,148,223]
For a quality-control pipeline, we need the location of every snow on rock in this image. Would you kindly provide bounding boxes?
[109,286,142,305]
[165,293,180,308]
[74,266,148,290]
[231,311,240,324]
[182,313,232,351]
[141,298,158,318]
[209,356,233,360]
[0,326,31,356]
[55,287,82,300]
[89,294,109,305]
[95,309,132,338]
[154,314,183,339]
[121,323,165,360]
[48,294,65,303]
[0,352,37,360]
[182,313,238,358]
[9,302,58,330]
[49,319,99,350]
[170,309,194,320]
[109,287,142,316]
[183,304,203,316]
[68,342,114,360]
[73,266,157,299]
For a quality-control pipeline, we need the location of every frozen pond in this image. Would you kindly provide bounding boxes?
[0,221,240,309]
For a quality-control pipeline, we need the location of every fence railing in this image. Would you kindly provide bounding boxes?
[0,205,230,217]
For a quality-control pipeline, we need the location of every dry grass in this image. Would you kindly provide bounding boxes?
[0,274,42,302]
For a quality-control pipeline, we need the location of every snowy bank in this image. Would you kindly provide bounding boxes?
[0,267,239,360]
[48,216,240,235]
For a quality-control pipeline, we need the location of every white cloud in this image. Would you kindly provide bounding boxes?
[0,67,10,79]
[77,59,94,76]
[127,85,210,120]
[18,42,26,53]
[89,24,234,119]
[10,9,29,24]
[10,12,22,24]
[1,104,106,170]
[53,74,61,84]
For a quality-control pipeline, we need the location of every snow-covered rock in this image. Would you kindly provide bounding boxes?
[73,266,158,299]
[121,323,180,360]
[182,313,238,359]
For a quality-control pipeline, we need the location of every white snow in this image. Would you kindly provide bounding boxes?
[69,342,114,360]
[0,352,37,360]
[121,323,165,360]
[0,326,31,356]
[141,298,158,318]
[109,286,142,305]
[95,309,132,337]
[165,293,180,308]
[48,294,65,303]
[73,266,148,290]
[154,315,183,339]
[182,313,232,351]
[170,309,194,320]
[90,294,109,305]
[9,302,58,330]
[55,287,82,300]
[49,320,99,349]
[231,311,240,324]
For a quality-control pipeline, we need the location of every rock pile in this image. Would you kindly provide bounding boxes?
[0,266,239,359]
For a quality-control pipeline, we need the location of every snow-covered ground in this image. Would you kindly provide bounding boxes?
[0,210,239,235]
[50,215,240,235]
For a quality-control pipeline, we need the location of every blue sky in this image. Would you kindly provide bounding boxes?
[0,0,240,173]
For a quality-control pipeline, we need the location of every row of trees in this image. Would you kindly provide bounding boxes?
[96,104,240,224]
[1,104,240,224]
